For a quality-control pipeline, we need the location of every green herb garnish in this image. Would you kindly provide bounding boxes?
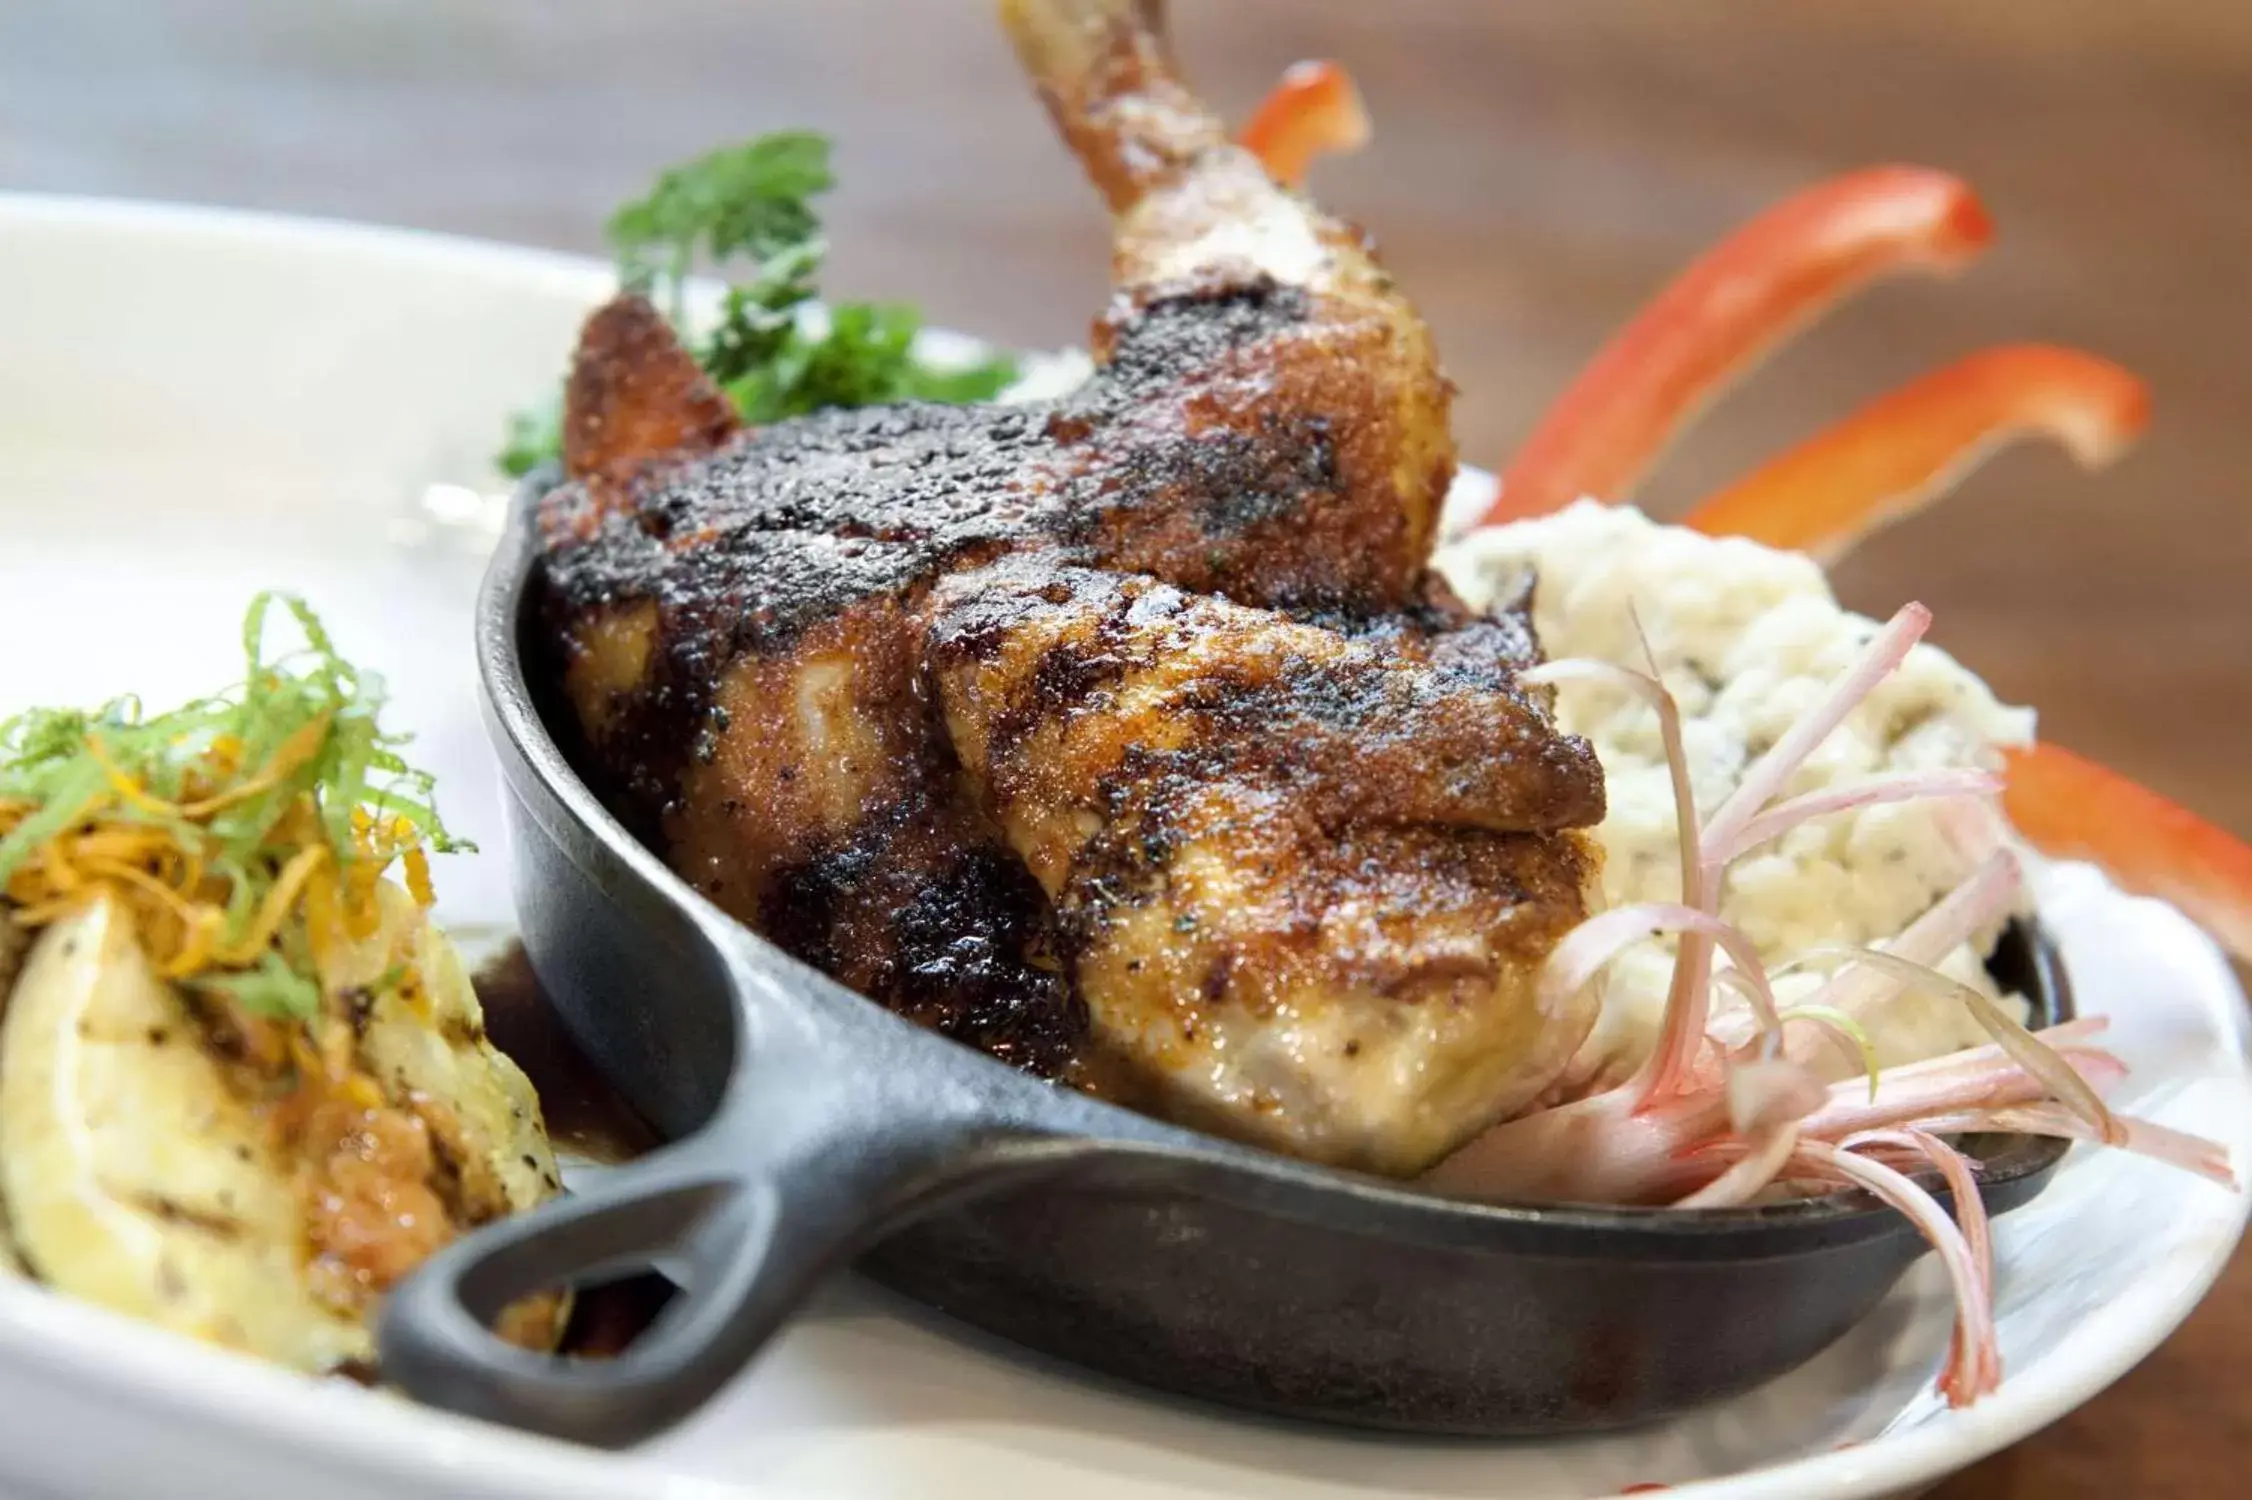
[610,132,834,315]
[496,130,1020,477]
[190,952,325,1024]
[0,593,467,1021]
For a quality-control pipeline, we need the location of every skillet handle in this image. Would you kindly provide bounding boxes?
[377,1097,1056,1447]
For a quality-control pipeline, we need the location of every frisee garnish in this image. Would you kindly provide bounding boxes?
[0,593,466,1021]
[496,129,1020,477]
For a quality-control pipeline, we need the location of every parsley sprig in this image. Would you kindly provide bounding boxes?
[498,131,1019,477]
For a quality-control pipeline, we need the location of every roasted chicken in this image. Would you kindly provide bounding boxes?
[533,0,1606,1174]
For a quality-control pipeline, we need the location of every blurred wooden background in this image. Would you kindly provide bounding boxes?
[5,2,2247,1493]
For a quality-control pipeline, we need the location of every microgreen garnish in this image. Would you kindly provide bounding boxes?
[0,593,465,1020]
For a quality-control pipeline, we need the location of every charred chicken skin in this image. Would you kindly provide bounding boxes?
[533,0,1605,1175]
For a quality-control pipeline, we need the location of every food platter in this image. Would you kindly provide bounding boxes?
[0,190,2243,1500]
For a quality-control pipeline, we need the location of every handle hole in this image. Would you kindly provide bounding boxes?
[419,1175,760,1376]
[424,1266,689,1375]
[405,1275,670,1369]
[558,1270,684,1360]
[448,1178,735,1320]
[497,1286,575,1355]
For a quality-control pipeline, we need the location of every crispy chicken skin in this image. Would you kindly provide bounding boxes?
[561,296,741,491]
[533,0,1606,1172]
[928,560,1603,888]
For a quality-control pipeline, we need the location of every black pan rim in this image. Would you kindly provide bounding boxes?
[481,474,2071,1240]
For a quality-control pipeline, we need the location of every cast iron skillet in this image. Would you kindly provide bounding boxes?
[376,483,2072,1449]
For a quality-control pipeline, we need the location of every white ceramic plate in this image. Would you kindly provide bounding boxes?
[0,193,2245,1500]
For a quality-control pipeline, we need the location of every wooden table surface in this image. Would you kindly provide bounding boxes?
[5,1,2248,1492]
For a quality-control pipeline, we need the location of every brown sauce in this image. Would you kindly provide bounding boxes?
[472,942,659,1166]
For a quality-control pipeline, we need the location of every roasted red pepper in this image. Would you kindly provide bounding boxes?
[1237,60,1370,186]
[1486,167,1994,525]
[1683,345,2149,561]
[2003,744,2252,966]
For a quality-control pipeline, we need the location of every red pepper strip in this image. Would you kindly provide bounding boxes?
[1484,166,1995,526]
[1682,345,2150,563]
[2002,743,2252,966]
[1237,60,1370,186]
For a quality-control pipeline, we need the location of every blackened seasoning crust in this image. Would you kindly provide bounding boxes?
[924,557,1602,841]
[540,278,1374,664]
[762,813,1083,1078]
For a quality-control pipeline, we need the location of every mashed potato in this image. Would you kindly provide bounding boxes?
[1435,502,2034,1083]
